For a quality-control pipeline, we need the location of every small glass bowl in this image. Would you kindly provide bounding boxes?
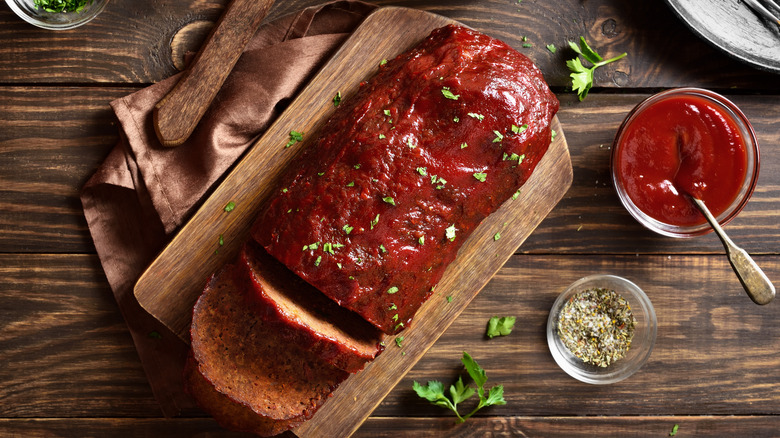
[611,88,760,238]
[6,0,109,30]
[547,274,657,384]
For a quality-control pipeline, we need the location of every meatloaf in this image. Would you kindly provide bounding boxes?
[252,24,559,334]
[189,264,348,436]
[238,241,384,373]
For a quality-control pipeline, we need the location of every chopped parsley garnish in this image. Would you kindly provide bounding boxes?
[380,244,387,253]
[512,124,528,134]
[317,172,325,176]
[395,322,405,330]
[413,352,506,423]
[218,234,224,246]
[567,36,627,101]
[383,109,391,117]
[379,133,386,139]
[346,181,355,187]
[323,242,334,254]
[473,172,487,182]
[392,314,399,321]
[551,129,558,139]
[383,196,396,205]
[492,130,503,143]
[418,236,425,245]
[307,242,319,250]
[285,130,303,148]
[380,59,388,66]
[406,138,417,148]
[371,214,380,230]
[314,255,322,266]
[416,167,427,176]
[493,232,501,241]
[333,91,342,107]
[431,175,447,189]
[446,295,453,303]
[387,286,399,294]
[223,201,235,212]
[522,43,533,48]
[512,189,521,200]
[670,424,679,436]
[389,303,397,310]
[395,336,404,347]
[354,164,361,170]
[453,116,460,122]
[486,316,516,338]
[445,224,457,241]
[33,0,93,13]
[441,87,460,100]
[343,224,353,234]
[460,142,468,149]
[467,112,485,121]
[546,44,557,53]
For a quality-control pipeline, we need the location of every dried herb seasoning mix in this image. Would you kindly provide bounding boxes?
[557,287,636,367]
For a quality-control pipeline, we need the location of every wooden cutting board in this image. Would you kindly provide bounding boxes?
[134,6,572,436]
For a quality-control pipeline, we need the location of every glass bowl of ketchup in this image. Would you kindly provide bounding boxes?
[611,88,760,238]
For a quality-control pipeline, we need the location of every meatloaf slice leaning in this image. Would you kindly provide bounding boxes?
[184,353,306,437]
[189,263,348,435]
[238,241,384,373]
[252,24,559,334]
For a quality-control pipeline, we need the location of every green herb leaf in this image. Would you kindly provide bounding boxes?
[546,43,557,53]
[387,286,399,294]
[332,91,341,107]
[512,189,521,200]
[566,37,627,101]
[218,234,224,246]
[378,133,386,139]
[285,130,304,148]
[473,172,487,182]
[484,385,507,407]
[441,87,460,100]
[342,224,353,234]
[314,255,322,266]
[346,181,355,187]
[670,424,679,436]
[416,167,427,176]
[446,295,453,303]
[467,112,485,121]
[395,336,404,347]
[486,316,516,338]
[551,129,558,139]
[512,124,528,134]
[371,214,380,230]
[461,352,487,391]
[223,201,235,212]
[380,59,388,66]
[492,130,504,143]
[383,109,391,117]
[383,196,396,205]
[460,142,468,149]
[450,376,476,406]
[418,236,425,245]
[493,232,501,241]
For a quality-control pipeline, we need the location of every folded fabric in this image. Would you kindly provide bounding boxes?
[80,1,376,417]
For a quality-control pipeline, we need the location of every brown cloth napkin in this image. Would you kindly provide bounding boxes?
[80,1,376,417]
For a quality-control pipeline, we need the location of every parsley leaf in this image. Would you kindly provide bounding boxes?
[383,196,396,205]
[441,87,460,100]
[473,172,487,182]
[223,201,235,212]
[486,316,516,338]
[412,352,506,423]
[332,91,341,107]
[285,130,304,148]
[670,424,679,436]
[566,37,627,101]
[387,286,399,294]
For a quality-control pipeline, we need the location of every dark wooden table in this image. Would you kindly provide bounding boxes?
[1,0,779,436]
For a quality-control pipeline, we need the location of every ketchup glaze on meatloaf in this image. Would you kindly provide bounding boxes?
[252,24,559,334]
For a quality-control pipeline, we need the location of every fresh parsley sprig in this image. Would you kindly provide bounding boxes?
[413,352,506,423]
[566,37,627,101]
[34,0,92,13]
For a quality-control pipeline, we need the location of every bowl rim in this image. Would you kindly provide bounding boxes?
[610,87,760,238]
[547,274,657,384]
[5,0,109,30]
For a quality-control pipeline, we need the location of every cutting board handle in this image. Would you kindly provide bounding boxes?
[153,0,276,147]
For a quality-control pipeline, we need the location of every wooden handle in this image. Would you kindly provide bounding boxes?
[153,0,275,147]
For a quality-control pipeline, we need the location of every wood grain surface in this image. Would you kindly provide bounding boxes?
[2,0,780,436]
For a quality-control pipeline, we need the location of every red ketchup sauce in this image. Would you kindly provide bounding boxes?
[614,93,748,227]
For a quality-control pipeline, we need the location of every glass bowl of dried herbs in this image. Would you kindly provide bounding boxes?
[547,274,657,384]
[6,0,109,30]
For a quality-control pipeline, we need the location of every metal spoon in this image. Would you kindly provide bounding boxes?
[689,196,775,305]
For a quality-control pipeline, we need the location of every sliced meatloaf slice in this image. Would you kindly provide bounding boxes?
[184,353,306,436]
[238,241,384,373]
[189,263,348,435]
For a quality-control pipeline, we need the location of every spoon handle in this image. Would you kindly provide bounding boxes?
[691,197,776,305]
